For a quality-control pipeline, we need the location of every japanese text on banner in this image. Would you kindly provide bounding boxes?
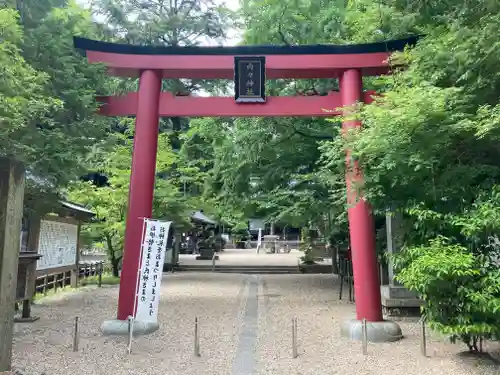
[135,219,171,323]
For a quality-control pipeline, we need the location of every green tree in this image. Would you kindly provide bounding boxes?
[0,8,57,148]
[93,0,236,46]
[0,7,63,210]
[316,1,500,349]
[395,237,500,352]
[0,2,113,214]
[91,0,237,150]
[68,121,194,275]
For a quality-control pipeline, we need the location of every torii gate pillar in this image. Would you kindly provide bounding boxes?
[339,69,402,342]
[340,69,382,322]
[102,70,163,334]
[117,70,162,321]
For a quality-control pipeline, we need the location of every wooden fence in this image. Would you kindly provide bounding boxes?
[35,261,106,296]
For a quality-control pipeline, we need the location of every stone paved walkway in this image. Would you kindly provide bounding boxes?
[11,274,499,375]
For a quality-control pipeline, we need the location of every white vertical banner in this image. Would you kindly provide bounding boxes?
[135,219,172,323]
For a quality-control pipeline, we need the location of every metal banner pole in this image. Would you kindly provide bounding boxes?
[132,218,149,320]
[362,319,368,355]
[127,315,135,354]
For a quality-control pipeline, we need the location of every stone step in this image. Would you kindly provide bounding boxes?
[175,265,300,274]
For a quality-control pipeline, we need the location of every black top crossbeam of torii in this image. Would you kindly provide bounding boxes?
[73,35,420,56]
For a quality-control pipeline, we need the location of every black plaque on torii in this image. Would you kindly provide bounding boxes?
[234,56,266,103]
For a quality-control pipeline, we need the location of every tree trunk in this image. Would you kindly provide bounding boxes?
[105,233,120,278]
[111,258,120,278]
[331,245,339,274]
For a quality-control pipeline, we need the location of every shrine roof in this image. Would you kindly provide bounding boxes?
[60,201,95,216]
[191,211,217,225]
[74,36,420,56]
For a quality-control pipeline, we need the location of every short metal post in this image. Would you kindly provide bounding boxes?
[292,318,298,358]
[420,318,427,356]
[98,262,103,287]
[194,317,201,356]
[362,318,368,355]
[127,316,134,354]
[72,317,79,352]
[211,253,216,272]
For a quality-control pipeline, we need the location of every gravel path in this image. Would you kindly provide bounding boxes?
[257,274,499,375]
[11,273,499,375]
[12,273,247,375]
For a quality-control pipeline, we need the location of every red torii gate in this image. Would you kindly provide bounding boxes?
[74,36,416,340]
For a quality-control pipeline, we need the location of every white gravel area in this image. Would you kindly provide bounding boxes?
[12,273,247,375]
[10,273,500,375]
[257,274,500,375]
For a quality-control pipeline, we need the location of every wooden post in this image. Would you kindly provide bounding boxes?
[43,274,48,296]
[0,157,25,372]
[72,221,81,288]
[25,214,41,302]
[71,267,78,288]
[292,318,298,358]
[21,299,31,319]
[194,317,200,357]
[420,318,427,356]
[73,317,79,352]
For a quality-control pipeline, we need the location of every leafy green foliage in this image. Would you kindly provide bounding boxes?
[68,121,195,275]
[0,8,62,172]
[395,237,500,352]
[92,0,237,150]
[22,3,111,184]
[93,0,236,46]
[0,2,113,214]
[181,114,344,236]
[5,0,236,266]
[315,1,500,349]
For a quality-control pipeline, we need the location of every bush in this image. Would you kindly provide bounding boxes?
[394,236,500,352]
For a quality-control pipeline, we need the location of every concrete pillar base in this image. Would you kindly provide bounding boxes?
[100,319,159,336]
[340,319,403,342]
[14,316,39,323]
